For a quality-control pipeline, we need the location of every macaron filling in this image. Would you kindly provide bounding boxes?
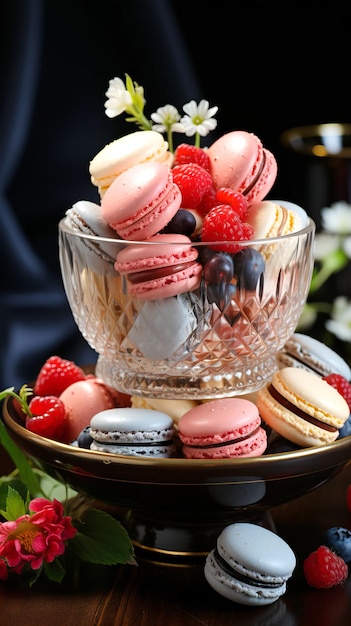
[127,259,200,285]
[184,426,261,449]
[267,383,338,433]
[213,549,284,588]
[242,151,265,197]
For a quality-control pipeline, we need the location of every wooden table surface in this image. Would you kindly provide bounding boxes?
[1,450,351,626]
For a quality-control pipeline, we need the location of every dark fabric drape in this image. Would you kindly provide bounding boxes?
[1,0,351,389]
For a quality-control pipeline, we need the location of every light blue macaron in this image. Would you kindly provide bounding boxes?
[204,522,296,606]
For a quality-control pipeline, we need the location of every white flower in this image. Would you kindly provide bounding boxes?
[150,105,183,134]
[104,77,133,118]
[342,236,351,258]
[180,100,218,138]
[320,201,351,235]
[325,296,351,341]
[313,232,340,261]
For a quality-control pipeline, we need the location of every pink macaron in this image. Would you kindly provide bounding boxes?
[207,130,277,205]
[59,376,131,442]
[101,161,181,240]
[115,233,203,300]
[177,398,267,459]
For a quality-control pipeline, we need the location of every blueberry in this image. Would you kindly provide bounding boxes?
[207,282,236,312]
[77,426,93,449]
[162,209,196,237]
[198,245,217,266]
[322,527,351,562]
[338,414,351,438]
[233,248,265,291]
[204,253,234,284]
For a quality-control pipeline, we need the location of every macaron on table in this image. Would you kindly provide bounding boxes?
[3,74,351,574]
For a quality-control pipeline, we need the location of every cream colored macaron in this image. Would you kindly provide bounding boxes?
[89,130,172,197]
[256,367,349,447]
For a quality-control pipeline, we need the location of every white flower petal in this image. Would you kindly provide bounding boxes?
[313,233,340,260]
[321,201,351,234]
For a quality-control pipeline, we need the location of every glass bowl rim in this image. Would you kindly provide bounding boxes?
[58,216,315,248]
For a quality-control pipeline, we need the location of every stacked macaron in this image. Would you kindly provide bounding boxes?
[63,122,311,314]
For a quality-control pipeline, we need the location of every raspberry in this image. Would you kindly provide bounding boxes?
[201,204,254,253]
[172,163,213,209]
[196,187,221,216]
[303,545,348,588]
[34,355,86,397]
[173,143,211,171]
[215,188,249,220]
[27,395,68,442]
[322,373,351,410]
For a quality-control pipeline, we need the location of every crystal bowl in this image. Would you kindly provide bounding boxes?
[58,212,315,399]
[3,395,351,562]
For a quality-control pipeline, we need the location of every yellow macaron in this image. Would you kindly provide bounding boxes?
[89,130,173,197]
[256,367,350,447]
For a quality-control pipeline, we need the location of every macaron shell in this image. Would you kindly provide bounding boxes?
[90,407,174,442]
[127,296,198,360]
[277,332,351,380]
[181,427,267,459]
[65,201,118,267]
[257,367,350,446]
[246,201,302,239]
[115,233,202,300]
[271,367,349,427]
[207,131,277,202]
[89,130,172,194]
[101,162,181,240]
[178,398,267,459]
[204,522,296,606]
[208,131,261,190]
[219,523,296,579]
[59,378,125,442]
[245,148,277,205]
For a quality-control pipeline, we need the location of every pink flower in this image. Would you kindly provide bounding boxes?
[0,498,77,574]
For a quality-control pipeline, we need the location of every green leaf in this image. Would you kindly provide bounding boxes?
[69,508,135,565]
[0,421,41,497]
[43,558,66,583]
[0,486,26,521]
[38,472,77,502]
[0,478,28,511]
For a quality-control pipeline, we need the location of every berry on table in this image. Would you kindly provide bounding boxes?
[34,355,86,397]
[322,373,351,411]
[322,527,351,563]
[303,545,348,588]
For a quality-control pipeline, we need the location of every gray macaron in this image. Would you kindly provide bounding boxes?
[89,407,176,457]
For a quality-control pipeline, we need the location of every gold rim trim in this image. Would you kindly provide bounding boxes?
[281,123,351,158]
